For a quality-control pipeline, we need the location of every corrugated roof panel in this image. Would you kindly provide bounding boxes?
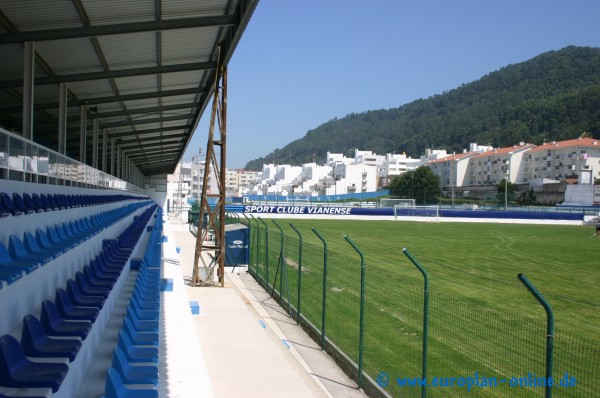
[98,32,157,70]
[0,44,24,79]
[68,80,115,99]
[121,98,160,109]
[29,84,61,103]
[81,0,155,26]
[161,94,199,106]
[0,0,81,31]
[161,27,217,65]
[36,38,102,75]
[113,75,158,95]
[162,0,229,19]
[161,119,193,129]
[161,70,204,88]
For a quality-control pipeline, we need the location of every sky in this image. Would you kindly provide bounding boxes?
[183,0,600,169]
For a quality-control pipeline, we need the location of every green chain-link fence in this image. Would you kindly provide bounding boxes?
[243,218,600,398]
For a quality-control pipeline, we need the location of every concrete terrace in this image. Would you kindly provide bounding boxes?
[164,213,368,398]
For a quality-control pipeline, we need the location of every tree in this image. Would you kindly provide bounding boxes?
[497,179,516,194]
[388,166,441,205]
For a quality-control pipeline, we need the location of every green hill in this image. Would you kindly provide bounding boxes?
[245,46,600,171]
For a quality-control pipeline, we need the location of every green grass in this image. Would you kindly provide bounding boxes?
[248,219,600,398]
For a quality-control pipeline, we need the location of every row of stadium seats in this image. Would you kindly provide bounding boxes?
[0,204,157,396]
[0,191,147,217]
[101,212,163,397]
[0,201,152,287]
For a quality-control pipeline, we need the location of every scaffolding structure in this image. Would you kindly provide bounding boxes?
[191,47,227,287]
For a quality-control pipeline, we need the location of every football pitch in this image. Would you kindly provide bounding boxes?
[249,218,599,397]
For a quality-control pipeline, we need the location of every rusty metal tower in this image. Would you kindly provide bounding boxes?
[192,47,227,287]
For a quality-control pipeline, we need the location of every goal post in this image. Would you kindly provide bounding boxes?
[380,198,415,208]
[394,205,441,221]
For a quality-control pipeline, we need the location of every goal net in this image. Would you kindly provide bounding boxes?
[394,205,441,221]
[380,198,415,208]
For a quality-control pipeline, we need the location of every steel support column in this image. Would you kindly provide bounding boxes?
[58,83,68,154]
[110,138,115,176]
[92,118,99,169]
[79,106,87,163]
[22,42,35,140]
[102,129,107,172]
[116,146,121,178]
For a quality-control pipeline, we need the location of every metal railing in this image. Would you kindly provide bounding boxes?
[0,127,143,192]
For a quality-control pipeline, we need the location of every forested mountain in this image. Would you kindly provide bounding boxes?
[244,46,600,171]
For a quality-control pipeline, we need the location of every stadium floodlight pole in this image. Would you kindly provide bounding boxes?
[312,227,328,351]
[344,235,366,389]
[402,248,429,398]
[518,274,554,398]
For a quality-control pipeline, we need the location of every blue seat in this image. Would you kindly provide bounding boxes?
[40,300,91,340]
[122,318,159,347]
[23,232,61,260]
[125,310,158,334]
[91,258,122,278]
[46,226,73,251]
[40,193,58,211]
[117,331,158,364]
[83,266,116,288]
[12,193,35,214]
[21,315,81,361]
[55,288,100,322]
[36,228,68,254]
[128,295,160,319]
[102,368,158,398]
[22,193,43,213]
[0,267,23,285]
[111,346,158,386]
[0,334,69,393]
[50,194,65,210]
[66,279,105,309]
[0,241,40,274]
[75,271,111,298]
[61,223,85,245]
[0,192,22,216]
[0,196,10,217]
[31,193,49,212]
[8,235,52,265]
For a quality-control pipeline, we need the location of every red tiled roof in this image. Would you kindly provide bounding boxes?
[428,152,473,164]
[470,144,536,158]
[531,137,600,152]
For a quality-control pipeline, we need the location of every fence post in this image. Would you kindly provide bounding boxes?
[344,235,366,389]
[249,214,261,283]
[290,223,303,324]
[312,227,328,351]
[258,217,269,288]
[271,220,292,318]
[241,213,251,269]
[518,273,554,398]
[402,248,429,398]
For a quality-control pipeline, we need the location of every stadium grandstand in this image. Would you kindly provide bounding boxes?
[0,1,351,397]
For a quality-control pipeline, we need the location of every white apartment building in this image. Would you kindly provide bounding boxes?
[429,138,600,190]
[428,152,475,189]
[292,163,332,196]
[237,170,258,196]
[378,153,423,187]
[466,143,536,186]
[523,137,600,183]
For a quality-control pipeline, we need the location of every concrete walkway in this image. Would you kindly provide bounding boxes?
[167,213,367,398]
